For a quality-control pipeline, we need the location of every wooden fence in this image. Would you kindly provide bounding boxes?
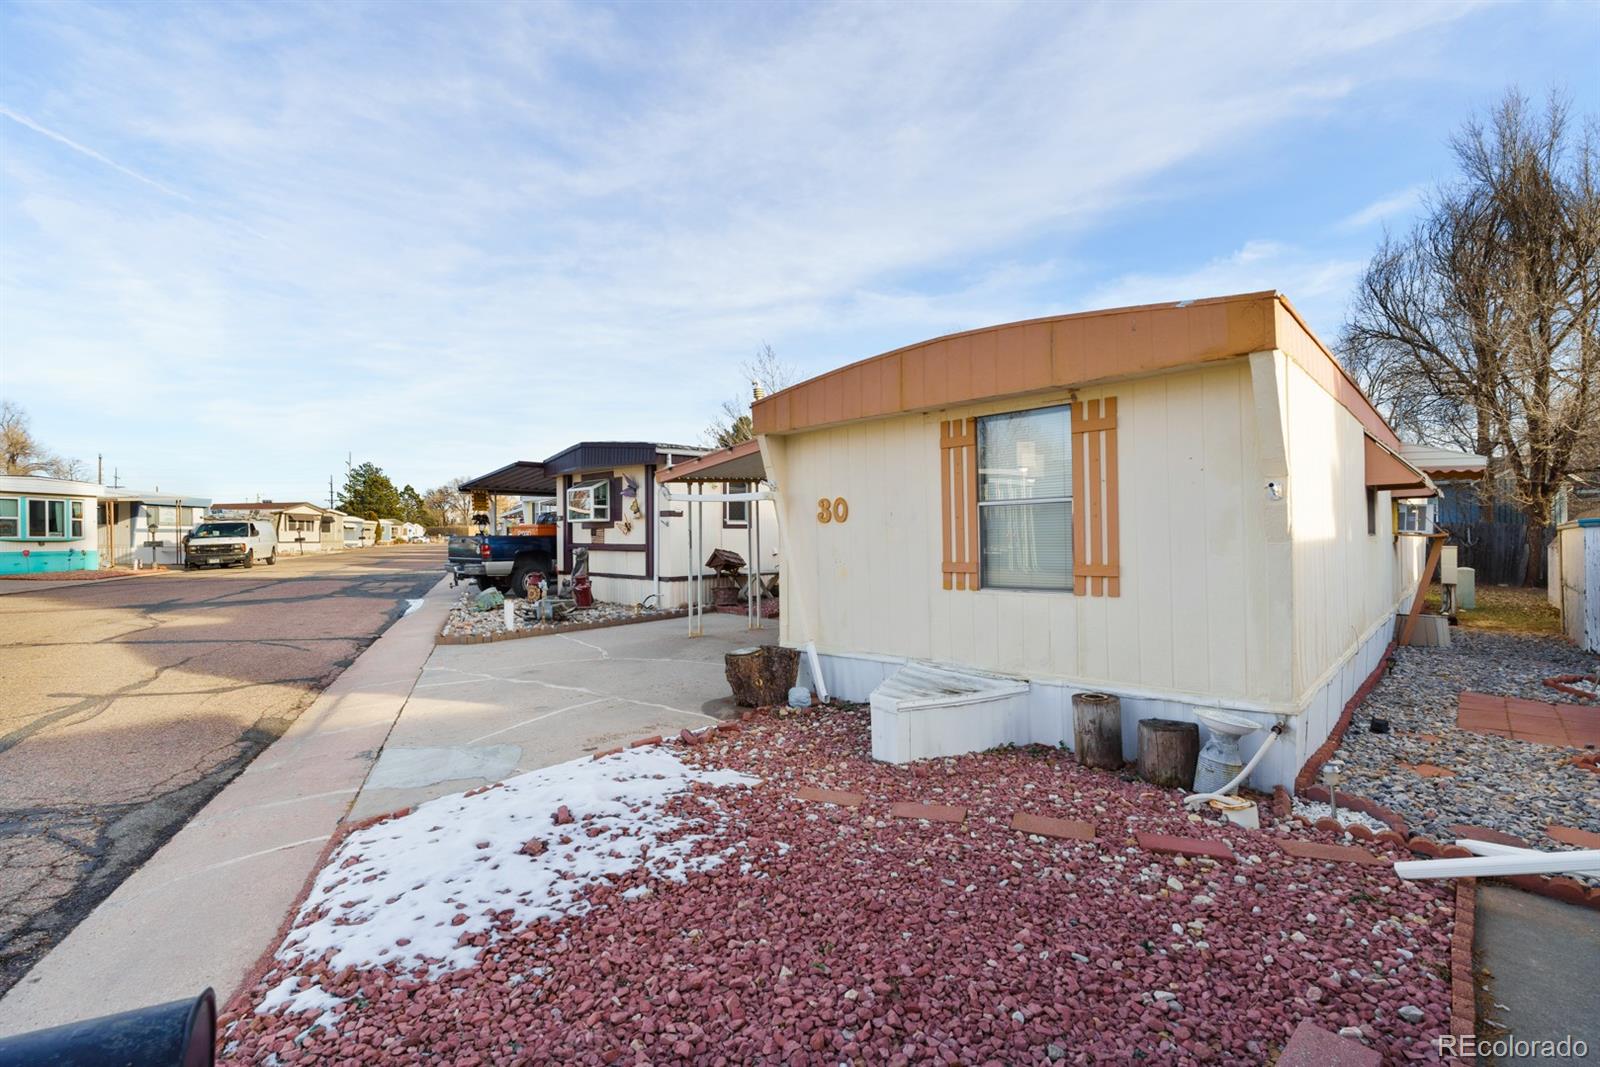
[1442,520,1553,586]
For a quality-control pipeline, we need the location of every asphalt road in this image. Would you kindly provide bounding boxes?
[0,544,444,998]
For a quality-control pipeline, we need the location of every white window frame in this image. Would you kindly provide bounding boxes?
[1396,500,1430,534]
[977,405,1075,592]
[724,482,750,526]
[566,480,610,523]
[0,496,18,538]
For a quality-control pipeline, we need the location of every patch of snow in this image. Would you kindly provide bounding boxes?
[277,746,756,992]
[402,598,425,617]
[258,976,342,1022]
[1292,798,1390,835]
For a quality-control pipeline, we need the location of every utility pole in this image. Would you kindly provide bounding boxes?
[97,453,103,484]
[329,476,336,510]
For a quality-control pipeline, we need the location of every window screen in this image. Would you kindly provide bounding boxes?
[0,498,17,538]
[977,406,1072,591]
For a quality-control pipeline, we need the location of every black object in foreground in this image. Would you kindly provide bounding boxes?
[0,988,214,1067]
[1369,717,1391,734]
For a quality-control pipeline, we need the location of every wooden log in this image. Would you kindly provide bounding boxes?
[724,645,801,707]
[1072,692,1123,771]
[1137,718,1200,789]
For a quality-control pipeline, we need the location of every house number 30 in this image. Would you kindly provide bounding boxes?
[817,497,849,524]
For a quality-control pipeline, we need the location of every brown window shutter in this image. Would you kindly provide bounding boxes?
[1071,397,1121,597]
[939,418,980,590]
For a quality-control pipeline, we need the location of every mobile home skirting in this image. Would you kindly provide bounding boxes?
[797,608,1398,793]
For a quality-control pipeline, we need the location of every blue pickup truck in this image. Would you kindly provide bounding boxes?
[446,528,556,598]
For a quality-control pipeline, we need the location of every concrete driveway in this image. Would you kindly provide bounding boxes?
[350,612,777,820]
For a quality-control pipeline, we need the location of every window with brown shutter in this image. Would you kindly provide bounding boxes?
[1071,397,1121,596]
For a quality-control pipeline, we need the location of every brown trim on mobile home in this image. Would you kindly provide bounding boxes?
[753,291,1402,452]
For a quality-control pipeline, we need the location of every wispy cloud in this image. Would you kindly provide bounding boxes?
[0,0,1538,497]
[0,104,192,202]
[1082,241,1366,336]
[1339,183,1429,230]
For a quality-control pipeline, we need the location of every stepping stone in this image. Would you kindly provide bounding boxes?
[889,801,966,824]
[1547,824,1600,850]
[1277,1021,1381,1067]
[1135,832,1235,862]
[794,787,864,808]
[1278,840,1386,866]
[1011,812,1095,841]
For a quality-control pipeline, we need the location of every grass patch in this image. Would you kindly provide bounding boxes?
[1421,582,1563,635]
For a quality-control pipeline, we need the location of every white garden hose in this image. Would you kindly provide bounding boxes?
[1183,723,1284,807]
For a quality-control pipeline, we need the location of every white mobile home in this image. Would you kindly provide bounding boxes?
[210,502,343,555]
[753,291,1436,791]
[461,441,778,610]
[102,490,211,568]
[0,475,104,574]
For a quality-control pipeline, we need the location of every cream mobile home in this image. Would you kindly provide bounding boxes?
[753,291,1435,791]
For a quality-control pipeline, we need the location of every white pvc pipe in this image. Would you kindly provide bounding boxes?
[805,641,829,703]
[1395,849,1600,881]
[1183,726,1283,807]
[1450,839,1597,876]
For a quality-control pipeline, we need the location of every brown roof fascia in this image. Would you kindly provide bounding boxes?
[752,291,1402,451]
[660,439,764,483]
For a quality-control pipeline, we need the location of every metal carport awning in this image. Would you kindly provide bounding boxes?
[661,439,772,636]
[459,461,557,496]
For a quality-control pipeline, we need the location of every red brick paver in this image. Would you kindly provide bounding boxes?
[1547,824,1600,850]
[794,787,864,808]
[1457,691,1600,746]
[1278,840,1386,866]
[1278,1020,1382,1067]
[1449,824,1529,848]
[1011,812,1096,841]
[889,801,966,824]
[1134,832,1236,862]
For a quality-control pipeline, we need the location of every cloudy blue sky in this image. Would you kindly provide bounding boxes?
[1,0,1596,501]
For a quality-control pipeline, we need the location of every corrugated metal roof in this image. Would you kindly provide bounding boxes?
[458,461,556,494]
[541,441,705,475]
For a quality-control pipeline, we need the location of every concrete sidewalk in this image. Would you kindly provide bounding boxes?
[350,611,776,820]
[0,577,455,1036]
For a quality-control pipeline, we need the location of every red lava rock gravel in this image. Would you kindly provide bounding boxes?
[220,704,1456,1065]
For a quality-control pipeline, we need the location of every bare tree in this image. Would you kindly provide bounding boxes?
[703,344,797,448]
[1,400,79,477]
[423,478,475,526]
[1341,90,1600,583]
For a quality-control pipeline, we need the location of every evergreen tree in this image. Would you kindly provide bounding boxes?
[400,484,427,524]
[339,462,405,520]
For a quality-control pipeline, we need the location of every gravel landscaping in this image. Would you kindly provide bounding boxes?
[440,589,681,640]
[1328,628,1600,849]
[221,706,1456,1065]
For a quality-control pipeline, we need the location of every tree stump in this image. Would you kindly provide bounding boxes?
[1137,718,1200,788]
[1072,692,1123,770]
[725,645,800,707]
